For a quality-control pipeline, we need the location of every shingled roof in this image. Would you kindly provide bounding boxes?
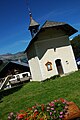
[28,12,39,30]
[42,21,66,28]
[25,20,78,52]
[29,19,39,27]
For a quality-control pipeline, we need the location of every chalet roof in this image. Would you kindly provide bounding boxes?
[0,62,8,72]
[11,61,29,67]
[42,21,66,28]
[0,61,29,73]
[0,61,30,78]
[25,20,78,52]
[28,12,39,30]
[29,19,39,28]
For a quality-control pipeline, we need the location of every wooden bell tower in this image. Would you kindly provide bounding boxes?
[28,11,40,38]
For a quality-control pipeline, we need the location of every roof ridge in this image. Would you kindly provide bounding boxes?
[42,20,66,28]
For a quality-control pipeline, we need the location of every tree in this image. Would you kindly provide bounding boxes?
[70,34,80,58]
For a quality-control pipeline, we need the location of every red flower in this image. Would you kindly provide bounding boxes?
[59,98,67,103]
[40,118,44,120]
[27,108,32,111]
[32,105,36,109]
[16,113,26,120]
[33,111,39,118]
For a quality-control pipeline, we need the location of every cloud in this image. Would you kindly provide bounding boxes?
[38,8,78,23]
[13,40,28,45]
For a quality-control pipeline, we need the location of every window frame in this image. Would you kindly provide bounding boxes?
[45,61,52,71]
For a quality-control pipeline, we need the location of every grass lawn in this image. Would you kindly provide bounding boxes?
[0,71,80,119]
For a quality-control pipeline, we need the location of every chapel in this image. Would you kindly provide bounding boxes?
[25,12,78,81]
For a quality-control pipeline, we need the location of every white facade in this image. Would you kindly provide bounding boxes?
[26,21,78,81]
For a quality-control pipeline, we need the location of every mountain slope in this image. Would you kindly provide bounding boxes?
[0,52,28,63]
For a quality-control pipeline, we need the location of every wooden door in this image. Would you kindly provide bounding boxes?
[55,59,64,75]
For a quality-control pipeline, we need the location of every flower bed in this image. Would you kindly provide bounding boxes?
[7,98,80,120]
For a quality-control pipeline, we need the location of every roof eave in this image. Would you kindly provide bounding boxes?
[62,24,78,36]
[25,22,78,53]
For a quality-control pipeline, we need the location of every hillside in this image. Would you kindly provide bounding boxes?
[0,71,80,119]
[0,51,28,63]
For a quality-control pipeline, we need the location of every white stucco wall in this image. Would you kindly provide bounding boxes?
[34,35,78,80]
[28,57,43,81]
[56,45,78,74]
[27,28,78,81]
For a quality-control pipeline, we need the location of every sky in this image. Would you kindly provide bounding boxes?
[0,0,80,55]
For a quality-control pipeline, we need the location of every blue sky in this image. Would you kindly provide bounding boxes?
[0,0,80,55]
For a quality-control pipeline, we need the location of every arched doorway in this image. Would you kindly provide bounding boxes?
[55,59,64,75]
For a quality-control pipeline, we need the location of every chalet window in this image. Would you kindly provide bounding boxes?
[16,75,20,81]
[22,73,28,78]
[11,76,15,79]
[45,61,52,71]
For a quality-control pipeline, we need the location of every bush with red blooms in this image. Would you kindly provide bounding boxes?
[7,98,69,120]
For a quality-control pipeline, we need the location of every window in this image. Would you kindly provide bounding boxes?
[45,61,52,71]
[22,73,28,78]
[16,75,20,81]
[11,76,15,79]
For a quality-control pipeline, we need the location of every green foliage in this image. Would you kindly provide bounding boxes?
[71,34,80,58]
[7,98,67,120]
[0,71,80,119]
